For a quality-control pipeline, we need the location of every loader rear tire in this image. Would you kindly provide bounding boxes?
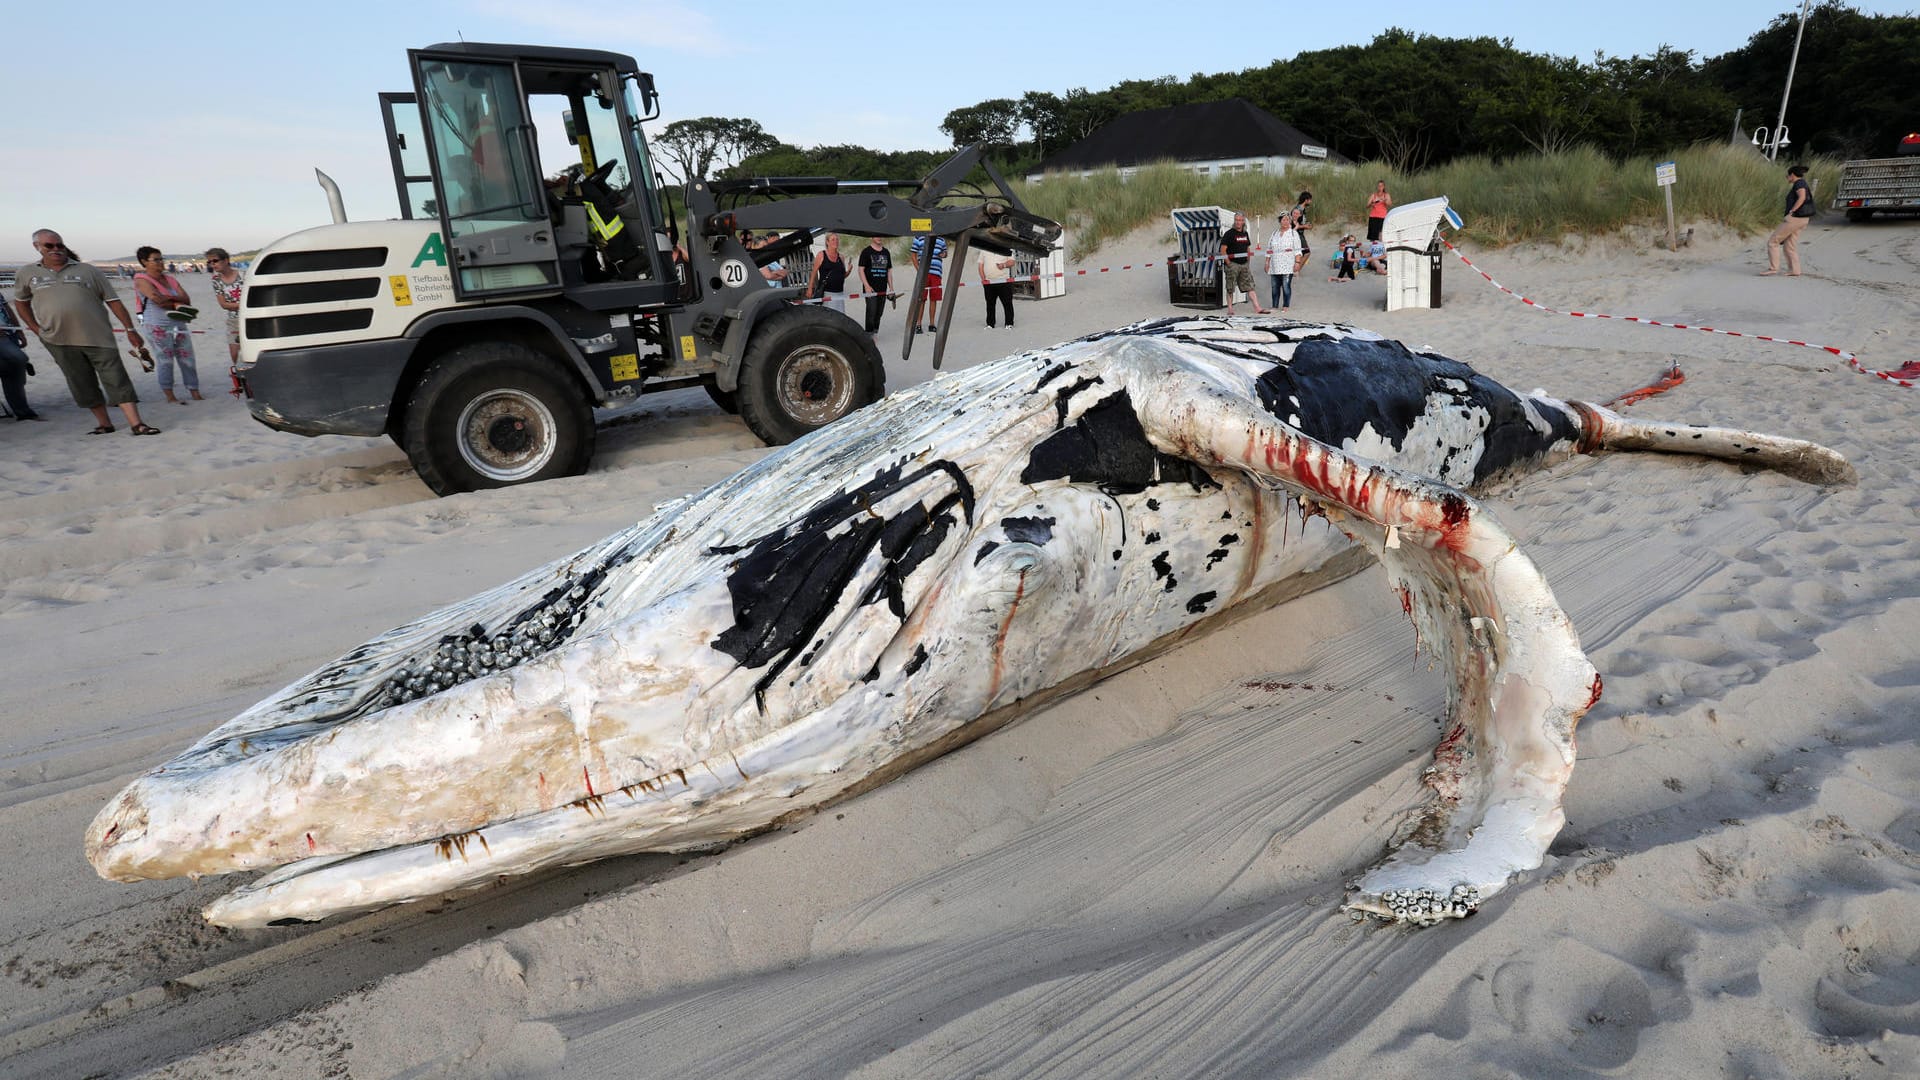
[736,306,883,445]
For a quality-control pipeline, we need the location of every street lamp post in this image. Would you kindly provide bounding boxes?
[1770,0,1813,161]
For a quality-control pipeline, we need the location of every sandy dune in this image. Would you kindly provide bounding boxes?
[3,216,1916,1079]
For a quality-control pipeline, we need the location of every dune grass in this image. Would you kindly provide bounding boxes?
[1014,144,1846,258]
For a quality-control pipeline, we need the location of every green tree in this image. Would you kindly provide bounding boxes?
[940,99,1023,151]
[1466,52,1601,156]
[1102,75,1191,117]
[1060,87,1116,142]
[1231,31,1574,166]
[732,143,950,184]
[1344,30,1451,170]
[1592,47,1736,157]
[1019,90,1066,161]
[654,117,779,184]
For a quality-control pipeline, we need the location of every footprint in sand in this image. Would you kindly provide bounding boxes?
[1814,907,1920,1040]
[1399,934,1690,1073]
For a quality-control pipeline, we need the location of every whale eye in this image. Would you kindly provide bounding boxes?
[977,541,1052,596]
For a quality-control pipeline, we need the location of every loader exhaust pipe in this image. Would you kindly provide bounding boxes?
[316,169,347,225]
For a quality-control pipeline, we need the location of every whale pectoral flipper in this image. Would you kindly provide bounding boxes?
[1136,376,1598,925]
[1571,400,1857,487]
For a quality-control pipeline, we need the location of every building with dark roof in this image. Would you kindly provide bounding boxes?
[1029,98,1349,181]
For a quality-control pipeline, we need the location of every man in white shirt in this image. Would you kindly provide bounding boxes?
[977,248,1016,329]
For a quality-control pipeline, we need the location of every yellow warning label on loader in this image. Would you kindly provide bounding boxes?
[909,218,932,233]
[610,353,639,381]
[680,335,698,361]
[388,275,412,306]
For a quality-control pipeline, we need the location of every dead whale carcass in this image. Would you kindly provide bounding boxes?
[84,317,1853,928]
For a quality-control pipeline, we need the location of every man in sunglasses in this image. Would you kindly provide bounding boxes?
[11,229,159,435]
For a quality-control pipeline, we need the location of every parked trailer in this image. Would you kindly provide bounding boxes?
[1831,133,1920,221]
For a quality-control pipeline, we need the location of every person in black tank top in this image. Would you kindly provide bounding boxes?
[809,234,851,314]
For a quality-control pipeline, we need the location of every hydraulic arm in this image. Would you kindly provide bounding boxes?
[689,146,1060,367]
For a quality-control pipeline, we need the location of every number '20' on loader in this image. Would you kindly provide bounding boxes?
[235,41,1062,496]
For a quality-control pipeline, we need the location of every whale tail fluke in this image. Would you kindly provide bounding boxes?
[1569,400,1856,487]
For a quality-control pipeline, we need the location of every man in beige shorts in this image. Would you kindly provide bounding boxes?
[11,229,160,435]
[1218,212,1269,316]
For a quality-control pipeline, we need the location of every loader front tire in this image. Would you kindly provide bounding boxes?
[401,342,594,496]
[736,306,883,445]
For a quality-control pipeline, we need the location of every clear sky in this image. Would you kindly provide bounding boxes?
[3,0,1905,262]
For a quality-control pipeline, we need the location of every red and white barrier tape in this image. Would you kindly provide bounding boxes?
[1440,237,1917,390]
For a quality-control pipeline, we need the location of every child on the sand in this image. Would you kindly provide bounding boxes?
[1331,235,1359,282]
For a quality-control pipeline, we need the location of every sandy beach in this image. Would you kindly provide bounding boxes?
[3,214,1917,1079]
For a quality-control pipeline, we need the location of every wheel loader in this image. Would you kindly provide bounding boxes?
[236,41,1061,495]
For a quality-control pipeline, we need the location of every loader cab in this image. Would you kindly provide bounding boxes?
[384,42,676,309]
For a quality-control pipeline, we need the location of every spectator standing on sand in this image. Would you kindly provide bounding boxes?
[857,237,893,334]
[11,229,160,436]
[1291,191,1314,273]
[1763,164,1815,277]
[909,235,947,333]
[977,247,1016,329]
[1365,180,1393,242]
[1266,210,1301,312]
[0,299,45,420]
[807,234,850,314]
[207,247,245,394]
[133,246,201,403]
[1219,212,1268,316]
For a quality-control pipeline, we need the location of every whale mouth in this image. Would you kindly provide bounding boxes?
[193,738,741,929]
[199,838,521,929]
